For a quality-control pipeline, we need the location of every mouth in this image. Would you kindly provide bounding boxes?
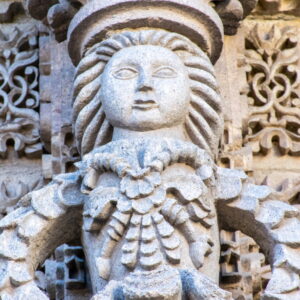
[132,99,159,110]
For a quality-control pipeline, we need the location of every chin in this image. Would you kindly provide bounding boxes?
[126,112,167,131]
[129,122,164,131]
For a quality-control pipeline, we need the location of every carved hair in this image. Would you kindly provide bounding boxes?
[73,29,223,157]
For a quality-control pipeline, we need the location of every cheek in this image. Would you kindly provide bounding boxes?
[157,78,190,108]
[102,79,136,113]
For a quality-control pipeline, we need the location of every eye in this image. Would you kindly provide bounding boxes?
[113,67,138,79]
[153,66,177,78]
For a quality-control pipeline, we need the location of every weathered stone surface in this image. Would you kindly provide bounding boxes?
[242,25,300,157]
[67,0,224,65]
[0,1,24,23]
[254,0,300,15]
[0,25,41,159]
[24,0,83,42]
[44,244,89,299]
[1,0,300,299]
[213,0,258,35]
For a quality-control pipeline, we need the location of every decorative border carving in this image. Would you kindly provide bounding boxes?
[0,26,42,158]
[242,25,300,156]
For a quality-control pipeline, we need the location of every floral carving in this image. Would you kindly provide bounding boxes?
[0,26,42,158]
[243,25,300,155]
[82,139,215,277]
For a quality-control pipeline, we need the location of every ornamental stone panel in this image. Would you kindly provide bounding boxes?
[0,1,300,299]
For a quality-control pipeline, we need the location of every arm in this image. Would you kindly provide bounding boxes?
[0,172,85,298]
[216,167,300,299]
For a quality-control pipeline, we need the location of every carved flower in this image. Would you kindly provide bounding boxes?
[120,170,161,199]
[130,187,166,214]
[84,183,167,223]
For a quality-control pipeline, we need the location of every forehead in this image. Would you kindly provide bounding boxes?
[105,45,184,68]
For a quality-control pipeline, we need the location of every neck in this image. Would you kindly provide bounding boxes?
[112,125,188,141]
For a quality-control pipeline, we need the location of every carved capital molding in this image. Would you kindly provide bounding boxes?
[24,0,259,61]
[67,0,224,65]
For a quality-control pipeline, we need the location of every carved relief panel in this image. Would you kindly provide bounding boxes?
[0,25,41,158]
[217,10,300,299]
[243,25,300,157]
[1,0,300,300]
[236,20,300,186]
[0,7,45,217]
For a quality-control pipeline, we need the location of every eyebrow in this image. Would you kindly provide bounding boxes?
[110,61,140,69]
[111,60,179,69]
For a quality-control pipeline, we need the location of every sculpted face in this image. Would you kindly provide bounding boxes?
[99,45,190,131]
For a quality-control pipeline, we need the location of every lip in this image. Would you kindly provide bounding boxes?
[132,99,159,110]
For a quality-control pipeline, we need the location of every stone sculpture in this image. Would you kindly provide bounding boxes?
[0,0,300,299]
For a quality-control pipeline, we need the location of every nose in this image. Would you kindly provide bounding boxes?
[136,72,153,92]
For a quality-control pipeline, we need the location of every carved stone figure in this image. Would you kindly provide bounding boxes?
[0,1,300,300]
